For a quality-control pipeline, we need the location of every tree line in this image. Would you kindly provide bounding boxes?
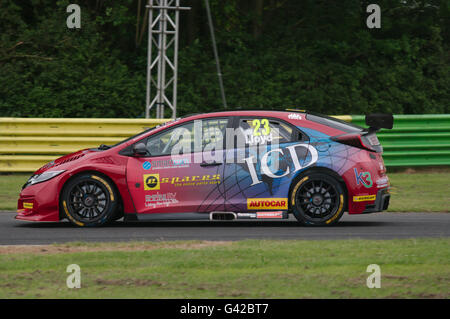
[0,0,448,118]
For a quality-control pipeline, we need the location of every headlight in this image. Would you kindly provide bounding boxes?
[22,170,66,189]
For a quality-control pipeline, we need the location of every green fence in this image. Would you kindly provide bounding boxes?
[351,114,450,167]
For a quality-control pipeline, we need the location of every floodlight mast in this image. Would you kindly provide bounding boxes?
[145,0,190,119]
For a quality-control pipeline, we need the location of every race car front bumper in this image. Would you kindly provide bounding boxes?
[15,175,63,222]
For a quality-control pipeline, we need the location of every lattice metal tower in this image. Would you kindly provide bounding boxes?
[145,0,190,119]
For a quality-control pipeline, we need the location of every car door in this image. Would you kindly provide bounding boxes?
[223,116,310,212]
[126,117,230,215]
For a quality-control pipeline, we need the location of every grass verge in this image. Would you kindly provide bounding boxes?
[0,239,449,298]
[1,168,449,212]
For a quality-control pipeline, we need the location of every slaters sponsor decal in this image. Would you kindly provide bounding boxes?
[247,198,288,210]
[353,195,376,202]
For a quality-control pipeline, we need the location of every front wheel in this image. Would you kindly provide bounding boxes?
[61,173,118,227]
[290,173,345,226]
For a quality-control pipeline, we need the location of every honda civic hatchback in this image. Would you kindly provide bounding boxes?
[16,110,393,227]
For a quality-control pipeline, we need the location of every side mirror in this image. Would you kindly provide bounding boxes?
[133,143,148,156]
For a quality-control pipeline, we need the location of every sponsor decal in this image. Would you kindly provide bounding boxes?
[23,202,33,209]
[245,144,318,186]
[288,113,302,120]
[143,174,221,189]
[247,198,288,210]
[236,212,257,219]
[161,174,221,187]
[354,168,373,188]
[144,158,190,170]
[256,211,284,219]
[353,195,376,202]
[145,192,178,208]
[142,161,152,170]
[143,174,160,190]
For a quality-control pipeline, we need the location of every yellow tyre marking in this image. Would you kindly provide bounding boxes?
[291,176,309,206]
[326,194,344,224]
[91,175,115,201]
[63,200,84,226]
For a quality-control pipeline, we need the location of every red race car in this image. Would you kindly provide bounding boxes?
[16,110,393,227]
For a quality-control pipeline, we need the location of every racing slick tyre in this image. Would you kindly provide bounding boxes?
[290,172,345,226]
[60,173,119,227]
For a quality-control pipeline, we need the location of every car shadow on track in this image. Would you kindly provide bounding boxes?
[15,220,390,228]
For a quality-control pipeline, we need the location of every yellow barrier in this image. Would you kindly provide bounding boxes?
[0,117,169,137]
[0,118,170,172]
[0,155,57,172]
[0,116,351,172]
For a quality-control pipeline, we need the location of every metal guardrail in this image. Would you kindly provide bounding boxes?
[0,118,168,172]
[351,114,450,167]
[0,115,449,172]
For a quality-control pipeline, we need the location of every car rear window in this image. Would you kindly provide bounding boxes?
[306,114,363,133]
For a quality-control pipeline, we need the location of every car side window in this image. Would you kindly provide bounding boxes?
[145,122,194,156]
[144,118,229,156]
[201,118,228,150]
[238,118,297,146]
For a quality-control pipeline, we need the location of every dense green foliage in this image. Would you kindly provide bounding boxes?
[0,0,449,118]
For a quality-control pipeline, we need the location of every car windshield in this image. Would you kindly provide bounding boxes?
[109,127,157,149]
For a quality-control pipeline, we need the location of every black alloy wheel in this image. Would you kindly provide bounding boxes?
[290,172,345,226]
[61,174,118,227]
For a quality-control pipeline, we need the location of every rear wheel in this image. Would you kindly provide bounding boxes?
[290,173,345,226]
[61,174,118,227]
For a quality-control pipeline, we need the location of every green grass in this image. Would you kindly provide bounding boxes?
[0,173,28,210]
[0,239,448,298]
[388,169,450,212]
[1,169,449,212]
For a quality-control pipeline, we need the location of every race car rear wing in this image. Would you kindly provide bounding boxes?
[331,114,393,153]
[365,113,394,132]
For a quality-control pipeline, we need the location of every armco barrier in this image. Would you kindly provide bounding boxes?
[351,114,450,167]
[0,118,168,172]
[0,115,449,172]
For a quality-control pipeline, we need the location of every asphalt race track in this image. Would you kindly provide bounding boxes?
[0,212,449,244]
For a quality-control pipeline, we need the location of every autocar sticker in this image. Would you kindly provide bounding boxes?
[247,198,288,210]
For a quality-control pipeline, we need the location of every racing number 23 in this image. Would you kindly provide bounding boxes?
[252,119,270,136]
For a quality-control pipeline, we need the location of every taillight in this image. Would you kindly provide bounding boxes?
[331,133,383,153]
